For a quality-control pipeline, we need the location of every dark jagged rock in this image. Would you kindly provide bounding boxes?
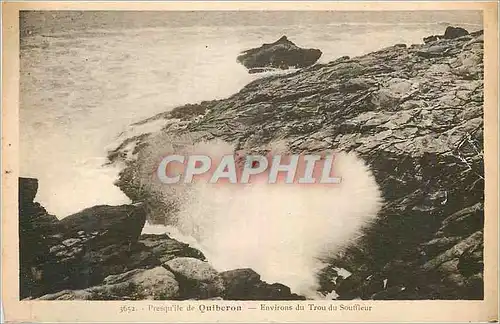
[19,178,151,297]
[19,177,39,205]
[109,27,484,300]
[237,36,322,72]
[423,35,441,44]
[19,178,59,234]
[253,283,305,301]
[443,26,469,39]
[38,267,180,300]
[21,179,301,300]
[58,204,146,245]
[247,67,279,74]
[220,268,261,299]
[139,234,206,263]
[220,268,305,300]
[40,204,148,293]
[423,26,470,44]
[19,177,60,299]
[164,257,225,299]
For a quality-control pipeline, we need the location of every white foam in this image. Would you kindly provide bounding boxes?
[134,138,382,297]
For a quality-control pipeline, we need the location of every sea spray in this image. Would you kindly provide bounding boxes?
[136,135,383,297]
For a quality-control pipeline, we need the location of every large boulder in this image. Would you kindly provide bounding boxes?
[58,204,146,245]
[237,36,322,73]
[37,267,179,300]
[18,177,150,297]
[164,257,225,299]
[220,268,305,300]
[41,204,148,293]
[101,267,180,300]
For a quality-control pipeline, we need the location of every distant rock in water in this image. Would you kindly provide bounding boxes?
[423,26,470,44]
[423,35,441,44]
[237,36,322,73]
[443,26,469,39]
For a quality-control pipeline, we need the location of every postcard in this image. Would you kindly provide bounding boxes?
[2,1,498,322]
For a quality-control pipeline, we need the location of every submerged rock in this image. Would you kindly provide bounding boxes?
[237,36,322,72]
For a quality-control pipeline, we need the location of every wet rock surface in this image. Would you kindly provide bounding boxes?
[38,267,180,300]
[108,27,485,300]
[19,178,60,298]
[237,36,322,72]
[19,184,152,297]
[20,178,303,300]
[220,268,305,300]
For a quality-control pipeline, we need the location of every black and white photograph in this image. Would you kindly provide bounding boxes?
[4,4,496,320]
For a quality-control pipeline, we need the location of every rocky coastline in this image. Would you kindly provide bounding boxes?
[19,177,305,300]
[20,27,484,300]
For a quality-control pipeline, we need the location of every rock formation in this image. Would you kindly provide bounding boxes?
[443,26,470,39]
[237,36,322,73]
[423,25,472,44]
[108,27,484,300]
[19,178,60,298]
[19,178,303,300]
